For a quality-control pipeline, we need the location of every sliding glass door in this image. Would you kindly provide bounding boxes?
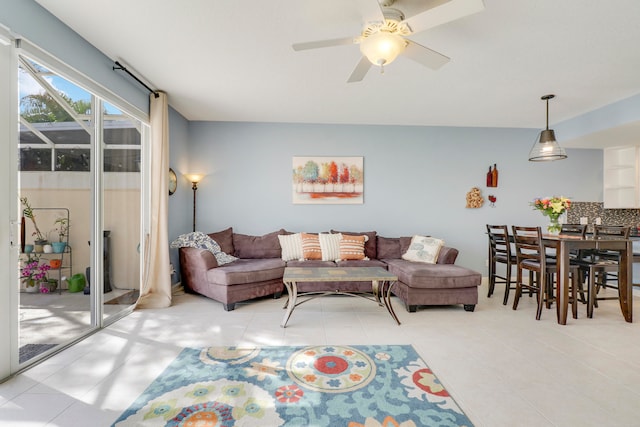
[102,102,142,321]
[15,51,146,367]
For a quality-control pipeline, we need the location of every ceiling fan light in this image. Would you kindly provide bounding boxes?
[360,31,406,66]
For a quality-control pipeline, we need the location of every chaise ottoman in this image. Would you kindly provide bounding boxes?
[384,259,482,312]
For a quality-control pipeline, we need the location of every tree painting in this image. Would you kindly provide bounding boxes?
[292,156,364,204]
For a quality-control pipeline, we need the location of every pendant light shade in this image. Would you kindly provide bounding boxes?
[528,94,567,162]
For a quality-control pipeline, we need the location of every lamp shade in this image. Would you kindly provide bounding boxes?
[360,31,406,66]
[528,129,567,161]
[528,94,567,162]
[185,173,203,184]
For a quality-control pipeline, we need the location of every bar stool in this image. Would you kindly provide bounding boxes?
[486,224,517,305]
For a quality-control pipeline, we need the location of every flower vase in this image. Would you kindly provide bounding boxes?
[547,214,561,235]
[52,241,67,253]
[24,279,38,293]
[34,239,48,253]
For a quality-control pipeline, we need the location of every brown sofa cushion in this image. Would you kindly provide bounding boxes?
[233,230,285,259]
[331,230,377,259]
[437,247,459,264]
[179,247,218,293]
[385,259,481,289]
[207,258,286,286]
[208,227,234,255]
[400,236,413,254]
[377,237,401,259]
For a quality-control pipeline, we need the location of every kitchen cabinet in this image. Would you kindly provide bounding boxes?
[604,146,639,208]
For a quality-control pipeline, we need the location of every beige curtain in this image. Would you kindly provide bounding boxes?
[136,91,172,309]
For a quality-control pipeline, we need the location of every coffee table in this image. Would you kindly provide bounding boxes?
[281,266,400,327]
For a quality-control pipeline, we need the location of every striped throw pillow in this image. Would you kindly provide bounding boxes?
[339,234,369,261]
[278,233,303,261]
[301,233,322,260]
[319,233,342,261]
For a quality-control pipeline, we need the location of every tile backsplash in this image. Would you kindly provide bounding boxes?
[567,202,640,232]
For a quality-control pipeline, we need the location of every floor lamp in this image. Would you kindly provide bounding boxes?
[186,174,203,232]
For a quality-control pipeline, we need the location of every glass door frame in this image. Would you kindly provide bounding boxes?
[1,28,20,380]
[6,39,149,377]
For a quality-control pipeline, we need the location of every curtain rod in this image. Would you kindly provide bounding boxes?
[113,61,159,98]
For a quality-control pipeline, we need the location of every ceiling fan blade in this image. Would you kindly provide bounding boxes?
[355,0,385,24]
[403,40,450,70]
[347,57,373,83]
[402,0,485,34]
[292,37,356,51]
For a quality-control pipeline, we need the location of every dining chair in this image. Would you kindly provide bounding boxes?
[560,223,587,239]
[486,224,517,305]
[575,225,630,318]
[511,226,579,320]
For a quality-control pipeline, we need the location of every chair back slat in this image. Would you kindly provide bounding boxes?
[511,226,545,267]
[560,224,587,237]
[594,225,630,239]
[486,224,512,259]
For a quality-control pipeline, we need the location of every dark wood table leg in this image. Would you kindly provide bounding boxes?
[618,242,633,323]
[556,240,570,325]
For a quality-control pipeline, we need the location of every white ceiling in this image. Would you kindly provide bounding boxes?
[35,0,640,140]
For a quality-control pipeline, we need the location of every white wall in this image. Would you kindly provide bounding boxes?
[187,121,602,273]
[20,182,141,290]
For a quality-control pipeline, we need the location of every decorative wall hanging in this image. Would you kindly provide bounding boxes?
[292,156,364,204]
[168,168,177,195]
[488,195,497,207]
[466,187,484,208]
[486,164,498,187]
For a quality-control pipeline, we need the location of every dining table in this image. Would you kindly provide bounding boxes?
[542,233,633,324]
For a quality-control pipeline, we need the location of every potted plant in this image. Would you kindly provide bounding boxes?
[20,197,47,251]
[20,255,51,293]
[52,216,69,253]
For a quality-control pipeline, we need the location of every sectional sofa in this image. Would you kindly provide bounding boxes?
[178,227,482,313]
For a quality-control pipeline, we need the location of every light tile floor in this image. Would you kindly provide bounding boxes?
[2,284,640,426]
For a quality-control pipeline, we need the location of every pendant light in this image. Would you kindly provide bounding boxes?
[528,94,567,162]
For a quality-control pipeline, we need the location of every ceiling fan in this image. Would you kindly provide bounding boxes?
[292,0,485,83]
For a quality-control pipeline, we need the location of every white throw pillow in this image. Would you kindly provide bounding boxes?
[319,233,342,261]
[278,233,303,261]
[402,235,444,264]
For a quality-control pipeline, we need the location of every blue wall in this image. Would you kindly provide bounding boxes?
[167,107,191,281]
[556,93,640,141]
[187,121,602,273]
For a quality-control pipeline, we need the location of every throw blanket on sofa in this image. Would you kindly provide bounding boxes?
[170,232,237,265]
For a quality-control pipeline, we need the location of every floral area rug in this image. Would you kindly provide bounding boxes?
[112,345,473,427]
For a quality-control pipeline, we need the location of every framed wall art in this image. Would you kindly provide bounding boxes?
[292,156,364,204]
